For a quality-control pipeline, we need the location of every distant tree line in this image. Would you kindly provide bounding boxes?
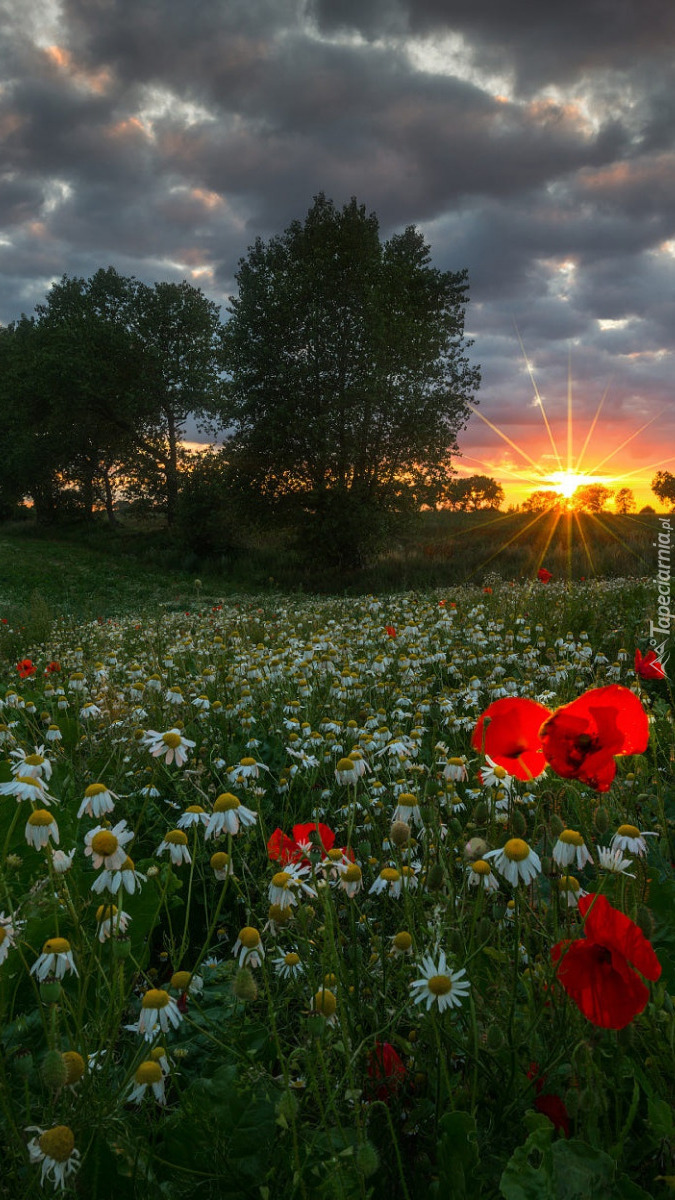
[0,195,481,568]
[520,478,671,515]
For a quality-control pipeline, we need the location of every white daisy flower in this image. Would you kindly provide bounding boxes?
[312,987,338,1026]
[94,903,131,942]
[127,1060,166,1105]
[552,830,593,871]
[209,850,234,880]
[410,949,470,1013]
[31,937,78,981]
[25,809,59,850]
[268,863,316,909]
[177,804,209,830]
[77,783,118,819]
[233,926,264,968]
[84,820,133,870]
[390,931,414,957]
[466,859,500,892]
[443,757,468,782]
[144,728,196,767]
[228,756,270,784]
[610,824,658,857]
[597,846,636,877]
[204,793,257,839]
[9,747,52,780]
[368,867,403,898]
[336,861,363,898]
[273,950,305,979]
[484,839,541,886]
[478,755,514,791]
[155,830,191,865]
[91,856,146,895]
[0,911,23,964]
[0,774,55,804]
[392,793,424,827]
[165,686,184,705]
[27,1125,81,1190]
[45,725,62,742]
[51,848,76,874]
[134,988,183,1041]
[556,875,588,908]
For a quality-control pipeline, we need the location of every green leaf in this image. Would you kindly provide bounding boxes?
[429,1111,479,1198]
[500,1118,651,1200]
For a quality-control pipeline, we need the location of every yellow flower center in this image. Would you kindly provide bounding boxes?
[268,904,290,924]
[324,972,337,986]
[559,829,584,845]
[492,765,508,779]
[397,793,416,804]
[121,856,135,871]
[85,783,107,797]
[471,860,491,876]
[135,1060,163,1085]
[185,804,204,813]
[427,974,452,996]
[381,868,400,883]
[240,757,257,766]
[558,876,580,892]
[43,937,71,955]
[238,926,260,949]
[62,1051,85,1084]
[214,793,239,811]
[28,809,53,826]
[17,776,41,789]
[149,1046,167,1061]
[171,970,191,991]
[336,758,354,773]
[91,831,118,856]
[314,988,337,1017]
[393,931,412,951]
[142,988,170,1010]
[24,754,45,767]
[617,824,640,838]
[284,952,300,967]
[448,757,465,766]
[503,838,530,862]
[210,852,229,870]
[343,864,362,882]
[271,871,292,889]
[165,830,188,845]
[95,905,117,922]
[38,1126,75,1162]
[162,732,182,749]
[327,848,343,861]
[0,928,5,945]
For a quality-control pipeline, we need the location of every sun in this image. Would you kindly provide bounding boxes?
[546,469,613,499]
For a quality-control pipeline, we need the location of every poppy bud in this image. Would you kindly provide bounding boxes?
[594,806,610,834]
[390,820,411,847]
[549,814,565,838]
[426,863,445,891]
[41,1049,68,1089]
[39,980,62,1004]
[476,917,492,943]
[636,904,655,940]
[473,802,489,823]
[465,837,489,860]
[449,817,463,836]
[232,967,257,1003]
[447,929,464,956]
[355,1141,380,1178]
[540,856,554,876]
[511,810,528,837]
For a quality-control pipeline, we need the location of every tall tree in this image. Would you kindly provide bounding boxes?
[571,483,613,513]
[447,475,504,510]
[521,490,563,513]
[220,194,480,563]
[652,470,675,512]
[614,487,636,514]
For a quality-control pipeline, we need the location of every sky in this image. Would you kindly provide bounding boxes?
[2,0,675,509]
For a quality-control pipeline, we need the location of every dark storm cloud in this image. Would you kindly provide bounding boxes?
[0,0,673,482]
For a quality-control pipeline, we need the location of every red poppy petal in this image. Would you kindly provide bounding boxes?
[471,698,551,778]
[578,894,661,982]
[535,1093,571,1138]
[292,822,335,853]
[552,939,650,1029]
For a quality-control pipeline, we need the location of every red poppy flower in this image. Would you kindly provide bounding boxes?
[537,567,553,583]
[551,893,661,1030]
[267,828,301,864]
[483,587,492,594]
[267,822,336,865]
[471,697,552,781]
[44,661,61,675]
[635,649,667,680]
[438,599,446,607]
[539,685,649,792]
[385,625,397,638]
[366,1041,406,1103]
[526,1063,571,1137]
[16,658,36,679]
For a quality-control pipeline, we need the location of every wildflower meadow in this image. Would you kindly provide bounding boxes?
[0,575,673,1198]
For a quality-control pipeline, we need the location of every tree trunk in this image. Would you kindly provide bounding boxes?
[166,406,178,527]
[102,465,118,526]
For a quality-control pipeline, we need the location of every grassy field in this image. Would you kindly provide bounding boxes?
[0,525,673,1197]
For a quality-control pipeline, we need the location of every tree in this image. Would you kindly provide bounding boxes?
[652,470,675,512]
[220,194,480,565]
[521,490,562,513]
[447,475,504,510]
[614,487,636,514]
[571,484,613,513]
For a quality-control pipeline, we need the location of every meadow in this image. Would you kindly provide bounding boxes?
[0,531,673,1198]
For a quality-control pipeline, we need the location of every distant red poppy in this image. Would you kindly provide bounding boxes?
[16,658,36,679]
[527,1063,571,1137]
[267,821,336,865]
[44,661,61,675]
[551,893,661,1029]
[366,1041,406,1103]
[385,625,397,638]
[438,599,446,607]
[539,685,649,792]
[483,587,492,594]
[635,649,667,680]
[471,697,552,781]
[537,567,553,583]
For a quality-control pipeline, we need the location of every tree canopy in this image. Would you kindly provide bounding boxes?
[220,194,480,561]
[652,471,675,511]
